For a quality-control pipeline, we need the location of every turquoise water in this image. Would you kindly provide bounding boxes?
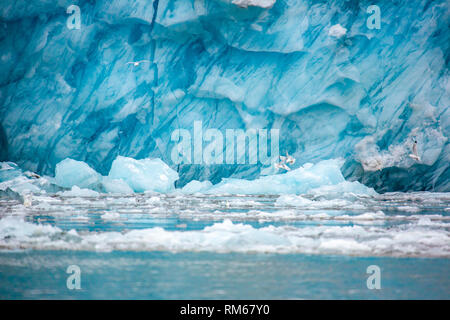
[1,251,449,299]
[0,192,449,299]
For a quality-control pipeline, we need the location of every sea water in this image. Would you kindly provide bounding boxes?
[0,192,449,299]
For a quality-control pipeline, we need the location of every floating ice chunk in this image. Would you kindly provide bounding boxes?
[309,181,377,196]
[67,229,79,236]
[55,157,177,194]
[0,165,41,195]
[101,177,134,194]
[0,216,61,240]
[328,24,347,38]
[0,162,61,195]
[417,217,433,226]
[336,211,386,221]
[108,156,179,193]
[0,162,35,193]
[0,162,22,182]
[0,162,15,171]
[1,217,448,257]
[319,239,370,253]
[206,159,360,195]
[0,175,41,194]
[274,180,377,209]
[181,180,213,193]
[276,194,313,206]
[70,215,89,222]
[55,158,101,189]
[397,206,421,212]
[59,186,100,197]
[232,0,276,9]
[275,194,363,210]
[101,212,121,220]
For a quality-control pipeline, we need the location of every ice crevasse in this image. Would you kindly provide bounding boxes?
[0,0,448,192]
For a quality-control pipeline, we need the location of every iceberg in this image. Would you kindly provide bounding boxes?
[101,177,134,194]
[204,159,376,195]
[181,180,213,194]
[0,162,22,183]
[3,156,374,196]
[108,156,179,193]
[55,158,101,189]
[52,156,179,193]
[0,161,60,195]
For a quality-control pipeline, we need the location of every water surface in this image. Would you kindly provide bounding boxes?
[0,192,449,299]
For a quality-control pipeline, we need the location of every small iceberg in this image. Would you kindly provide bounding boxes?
[181,180,213,194]
[203,159,376,195]
[0,162,59,195]
[55,158,101,189]
[108,156,179,193]
[52,156,179,193]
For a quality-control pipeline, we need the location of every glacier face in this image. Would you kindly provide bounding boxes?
[0,0,448,192]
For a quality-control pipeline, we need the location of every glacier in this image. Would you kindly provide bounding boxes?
[0,0,449,192]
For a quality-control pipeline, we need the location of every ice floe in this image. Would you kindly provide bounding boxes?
[0,217,448,257]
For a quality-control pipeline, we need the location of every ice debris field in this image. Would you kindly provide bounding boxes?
[1,157,449,258]
[0,0,449,299]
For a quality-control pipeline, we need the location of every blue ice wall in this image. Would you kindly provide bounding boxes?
[0,0,448,191]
